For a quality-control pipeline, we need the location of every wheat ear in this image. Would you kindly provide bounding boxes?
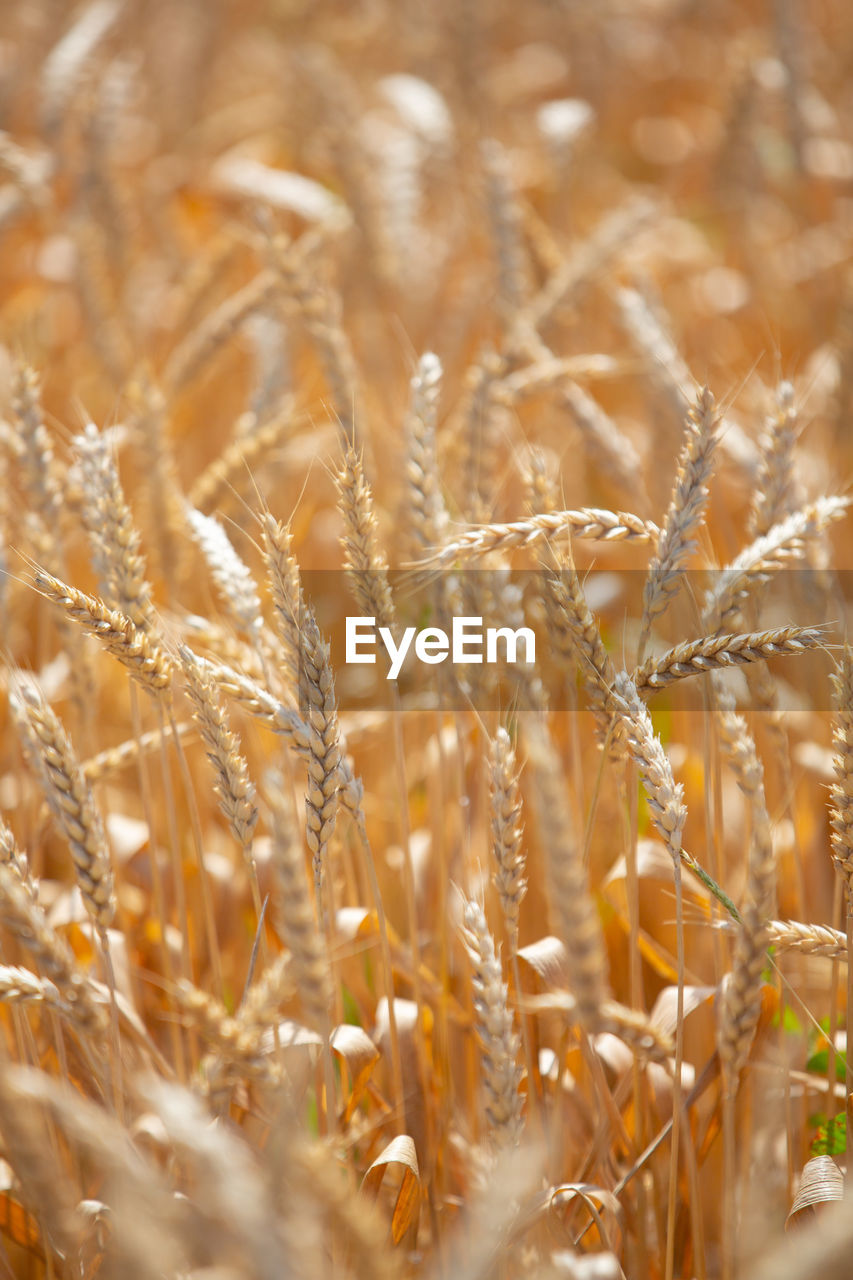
[419,507,659,571]
[544,548,620,748]
[335,443,396,631]
[714,683,776,1088]
[273,233,360,442]
[73,421,156,632]
[559,379,643,500]
[261,513,305,681]
[298,614,342,921]
[481,138,531,321]
[460,896,524,1150]
[750,381,800,537]
[35,570,173,698]
[634,625,825,694]
[190,405,299,514]
[403,352,447,555]
[9,677,115,933]
[765,919,847,960]
[0,816,33,890]
[10,362,62,523]
[9,676,122,1112]
[0,863,105,1033]
[268,787,332,1034]
[830,650,853,897]
[179,646,262,925]
[704,495,850,630]
[184,504,265,643]
[641,386,720,647]
[520,195,655,341]
[526,723,609,1031]
[489,729,527,953]
[162,267,280,392]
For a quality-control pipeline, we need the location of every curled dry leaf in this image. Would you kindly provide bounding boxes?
[361,1134,421,1247]
[330,1024,380,1125]
[786,1156,844,1228]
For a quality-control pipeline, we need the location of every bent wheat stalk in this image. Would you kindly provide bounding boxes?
[416,506,659,570]
[634,625,825,694]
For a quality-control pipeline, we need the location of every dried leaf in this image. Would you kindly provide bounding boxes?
[330,1024,380,1125]
[361,1135,420,1246]
[518,936,570,988]
[787,1155,844,1228]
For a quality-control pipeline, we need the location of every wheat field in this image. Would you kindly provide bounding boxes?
[1,1,853,1277]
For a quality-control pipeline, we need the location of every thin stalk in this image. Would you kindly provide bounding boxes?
[664,858,685,1280]
[164,707,224,996]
